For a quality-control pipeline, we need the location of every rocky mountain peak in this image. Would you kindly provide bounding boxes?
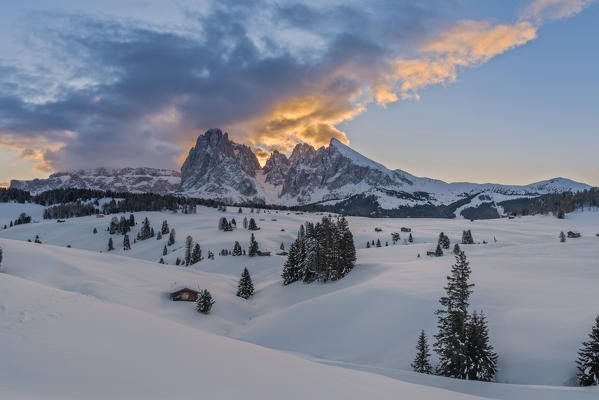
[289,142,316,165]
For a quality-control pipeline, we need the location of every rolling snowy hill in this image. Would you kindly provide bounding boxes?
[1,202,598,398]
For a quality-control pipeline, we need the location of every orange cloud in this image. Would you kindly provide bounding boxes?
[387,20,537,100]
[0,132,66,173]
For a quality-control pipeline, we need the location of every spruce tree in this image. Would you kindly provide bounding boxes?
[409,233,413,243]
[191,243,202,264]
[156,231,162,240]
[248,218,259,231]
[185,236,193,266]
[248,233,259,257]
[280,242,285,251]
[168,229,176,246]
[435,243,443,257]
[439,232,450,249]
[233,241,242,256]
[453,243,461,255]
[434,251,474,379]
[123,234,131,250]
[196,289,214,314]
[282,239,302,285]
[129,214,135,227]
[559,231,566,243]
[465,311,498,382]
[159,258,164,264]
[0,247,3,265]
[163,245,167,256]
[376,239,381,247]
[108,237,114,251]
[161,220,169,235]
[175,257,181,266]
[576,315,599,386]
[412,330,433,374]
[243,217,248,229]
[366,241,371,248]
[236,267,254,299]
[93,227,97,234]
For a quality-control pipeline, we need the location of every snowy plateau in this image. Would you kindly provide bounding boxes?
[0,201,598,399]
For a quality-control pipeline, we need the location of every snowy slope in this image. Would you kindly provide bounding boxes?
[1,204,599,394]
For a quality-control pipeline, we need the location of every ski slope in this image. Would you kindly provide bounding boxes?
[0,204,598,398]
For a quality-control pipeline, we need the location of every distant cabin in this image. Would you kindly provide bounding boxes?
[96,214,104,218]
[169,288,199,302]
[374,227,382,232]
[401,227,411,232]
[567,231,581,238]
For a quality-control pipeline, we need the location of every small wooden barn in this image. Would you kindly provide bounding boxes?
[169,288,199,302]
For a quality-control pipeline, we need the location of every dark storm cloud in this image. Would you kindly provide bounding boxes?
[0,1,451,171]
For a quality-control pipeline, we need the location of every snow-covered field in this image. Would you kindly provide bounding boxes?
[0,203,598,399]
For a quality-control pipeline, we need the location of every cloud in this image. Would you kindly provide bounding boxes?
[521,0,595,22]
[386,20,537,99]
[0,0,594,173]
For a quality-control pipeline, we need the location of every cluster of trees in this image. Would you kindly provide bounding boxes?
[244,217,259,230]
[515,188,599,218]
[218,217,236,231]
[184,236,202,266]
[43,202,98,219]
[137,217,155,241]
[413,251,498,382]
[282,216,356,285]
[11,212,32,226]
[0,188,31,203]
[109,215,133,235]
[461,230,474,244]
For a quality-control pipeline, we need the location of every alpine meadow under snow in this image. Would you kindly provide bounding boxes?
[0,200,598,399]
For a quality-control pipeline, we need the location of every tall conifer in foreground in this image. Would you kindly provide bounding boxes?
[576,315,599,386]
[434,251,473,379]
[196,289,214,314]
[412,330,433,374]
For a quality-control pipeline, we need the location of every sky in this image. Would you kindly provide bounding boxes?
[0,0,597,186]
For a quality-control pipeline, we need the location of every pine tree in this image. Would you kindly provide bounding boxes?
[435,243,443,257]
[366,241,371,248]
[248,218,259,231]
[161,220,169,235]
[412,330,433,374]
[129,214,135,227]
[159,258,164,264]
[243,217,248,229]
[465,311,498,382]
[559,231,566,243]
[434,251,474,379]
[123,234,131,250]
[236,267,254,299]
[185,236,193,266]
[191,243,202,265]
[233,241,242,256]
[108,237,114,251]
[139,217,152,240]
[576,315,599,386]
[282,239,302,285]
[391,232,400,244]
[162,245,167,256]
[376,239,381,247]
[93,227,97,234]
[168,229,175,246]
[196,289,215,314]
[175,257,181,266]
[409,233,413,243]
[453,243,461,255]
[0,247,3,265]
[248,233,259,257]
[238,207,242,213]
[156,231,162,240]
[280,242,285,251]
[439,232,450,249]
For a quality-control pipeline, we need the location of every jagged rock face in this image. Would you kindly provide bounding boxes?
[179,129,261,200]
[263,150,290,186]
[10,168,181,195]
[177,130,591,216]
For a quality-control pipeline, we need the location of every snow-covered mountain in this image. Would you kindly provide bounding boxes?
[10,167,181,195]
[179,129,590,217]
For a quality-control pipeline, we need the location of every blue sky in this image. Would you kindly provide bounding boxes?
[0,0,597,186]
